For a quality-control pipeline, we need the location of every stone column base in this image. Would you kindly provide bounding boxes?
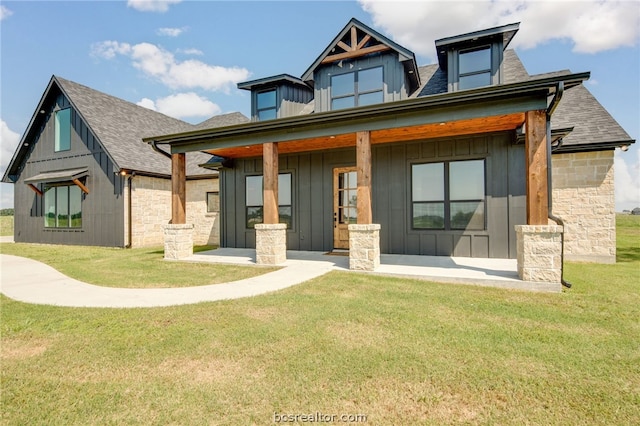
[255,223,287,265]
[516,225,564,283]
[348,224,381,271]
[164,224,194,260]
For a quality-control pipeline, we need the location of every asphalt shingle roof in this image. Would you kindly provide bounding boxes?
[56,76,249,177]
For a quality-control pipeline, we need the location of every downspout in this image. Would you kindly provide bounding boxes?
[546,82,572,288]
[126,172,135,248]
[150,140,172,159]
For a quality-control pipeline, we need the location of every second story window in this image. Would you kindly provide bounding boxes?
[55,108,71,152]
[458,46,492,90]
[256,89,277,120]
[331,66,383,110]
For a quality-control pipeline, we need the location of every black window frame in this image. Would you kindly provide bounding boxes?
[330,66,384,110]
[455,45,493,91]
[411,159,486,231]
[206,191,219,213]
[44,183,83,229]
[54,107,71,152]
[256,89,277,121]
[245,172,293,229]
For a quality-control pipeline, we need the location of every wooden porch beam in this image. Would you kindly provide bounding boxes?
[171,152,186,224]
[263,142,279,224]
[356,131,373,224]
[525,110,548,225]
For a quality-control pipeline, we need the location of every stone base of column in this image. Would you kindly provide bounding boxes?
[348,224,381,271]
[516,225,564,283]
[255,223,287,265]
[164,224,194,260]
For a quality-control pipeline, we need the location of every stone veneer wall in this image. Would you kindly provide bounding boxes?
[130,175,219,247]
[551,151,616,263]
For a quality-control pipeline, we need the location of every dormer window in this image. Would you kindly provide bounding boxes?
[435,22,520,93]
[256,89,277,121]
[331,66,383,110]
[458,46,491,90]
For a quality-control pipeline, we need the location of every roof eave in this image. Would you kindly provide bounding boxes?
[145,72,590,149]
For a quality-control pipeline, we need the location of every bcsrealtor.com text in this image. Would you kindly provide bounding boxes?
[273,412,367,423]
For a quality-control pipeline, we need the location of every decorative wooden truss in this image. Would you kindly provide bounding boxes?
[321,26,391,64]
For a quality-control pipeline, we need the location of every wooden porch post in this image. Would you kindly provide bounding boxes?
[263,142,279,224]
[524,110,548,225]
[171,152,186,224]
[356,130,372,224]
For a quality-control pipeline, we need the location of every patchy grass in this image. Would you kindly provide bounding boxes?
[0,243,277,288]
[0,215,13,236]
[0,216,638,425]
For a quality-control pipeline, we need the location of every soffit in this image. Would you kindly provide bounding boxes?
[204,113,526,159]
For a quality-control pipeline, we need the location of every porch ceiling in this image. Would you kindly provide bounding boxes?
[204,113,526,159]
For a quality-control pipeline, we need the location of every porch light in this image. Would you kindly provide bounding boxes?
[621,145,630,152]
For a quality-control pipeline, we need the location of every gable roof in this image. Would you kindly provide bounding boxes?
[301,18,420,91]
[2,76,250,182]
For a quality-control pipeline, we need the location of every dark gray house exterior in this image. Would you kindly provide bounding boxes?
[147,19,634,272]
[2,76,247,247]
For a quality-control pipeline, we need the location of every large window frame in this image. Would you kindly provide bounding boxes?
[246,173,292,229]
[256,89,277,121]
[411,159,486,231]
[55,108,71,152]
[44,183,82,228]
[330,66,384,110]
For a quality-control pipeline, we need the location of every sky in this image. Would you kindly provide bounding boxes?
[1,0,639,211]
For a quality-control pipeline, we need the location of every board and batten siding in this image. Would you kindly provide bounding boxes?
[313,51,410,113]
[13,94,126,247]
[220,132,526,258]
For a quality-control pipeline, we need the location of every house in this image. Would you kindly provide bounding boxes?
[145,19,634,284]
[1,75,248,248]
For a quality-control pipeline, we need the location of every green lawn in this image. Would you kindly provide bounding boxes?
[1,216,639,425]
[0,215,13,236]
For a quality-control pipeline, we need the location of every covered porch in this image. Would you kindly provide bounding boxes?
[183,247,560,293]
[146,74,588,286]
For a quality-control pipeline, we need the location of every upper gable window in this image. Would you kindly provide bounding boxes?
[331,66,383,110]
[55,108,71,152]
[458,46,492,90]
[256,89,277,121]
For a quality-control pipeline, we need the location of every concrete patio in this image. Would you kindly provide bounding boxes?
[185,248,562,293]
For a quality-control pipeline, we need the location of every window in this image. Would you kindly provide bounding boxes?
[44,184,82,228]
[331,66,383,110]
[206,192,219,213]
[412,159,485,230]
[55,108,71,151]
[256,89,277,121]
[246,173,292,229]
[458,46,492,90]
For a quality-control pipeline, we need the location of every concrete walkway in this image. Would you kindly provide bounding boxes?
[0,248,559,309]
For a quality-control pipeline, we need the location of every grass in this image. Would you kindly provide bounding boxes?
[1,216,639,425]
[0,215,13,236]
[0,244,278,288]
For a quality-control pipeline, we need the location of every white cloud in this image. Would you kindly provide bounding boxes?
[157,27,185,37]
[137,93,221,120]
[178,48,204,56]
[359,0,640,61]
[92,41,250,92]
[0,5,13,20]
[0,120,21,209]
[1,119,21,175]
[615,148,640,211]
[127,0,182,13]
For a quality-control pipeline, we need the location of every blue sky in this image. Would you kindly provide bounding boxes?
[1,0,639,210]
